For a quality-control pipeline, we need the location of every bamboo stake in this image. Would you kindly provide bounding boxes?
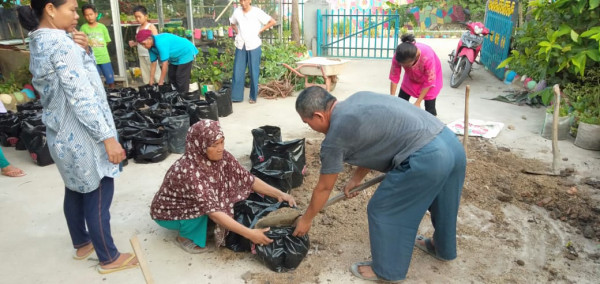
[523,84,562,176]
[130,235,155,284]
[463,85,470,153]
[551,84,561,174]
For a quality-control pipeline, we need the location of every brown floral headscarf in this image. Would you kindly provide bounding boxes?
[150,119,255,246]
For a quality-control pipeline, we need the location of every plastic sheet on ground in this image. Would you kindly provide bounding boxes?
[446,119,504,138]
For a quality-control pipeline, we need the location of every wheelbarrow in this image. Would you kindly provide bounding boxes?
[282,57,349,92]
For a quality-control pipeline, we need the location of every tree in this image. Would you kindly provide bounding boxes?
[291,0,300,42]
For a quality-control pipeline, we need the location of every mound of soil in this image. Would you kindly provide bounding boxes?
[221,137,600,283]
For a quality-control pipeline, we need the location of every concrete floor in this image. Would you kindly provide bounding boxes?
[1,39,599,283]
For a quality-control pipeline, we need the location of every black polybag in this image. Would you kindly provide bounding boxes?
[113,110,152,129]
[0,112,21,147]
[205,89,232,117]
[175,98,219,124]
[161,111,190,154]
[133,129,170,163]
[19,114,54,166]
[246,192,278,204]
[14,110,42,150]
[16,101,44,112]
[105,88,121,97]
[159,84,176,93]
[131,98,160,112]
[119,87,138,97]
[255,226,310,272]
[117,125,145,159]
[250,125,282,164]
[260,139,306,188]
[250,156,294,192]
[225,201,288,252]
[139,103,173,124]
[138,84,161,100]
[160,91,180,104]
[113,109,153,159]
[107,94,136,111]
[180,90,200,101]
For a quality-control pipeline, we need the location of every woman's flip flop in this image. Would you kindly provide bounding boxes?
[96,253,138,274]
[72,246,95,260]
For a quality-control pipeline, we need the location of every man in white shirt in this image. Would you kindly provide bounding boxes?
[229,0,276,104]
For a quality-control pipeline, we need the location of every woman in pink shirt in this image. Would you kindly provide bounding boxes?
[389,34,443,116]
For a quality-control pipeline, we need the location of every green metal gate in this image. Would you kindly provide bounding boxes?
[480,0,518,79]
[316,9,400,59]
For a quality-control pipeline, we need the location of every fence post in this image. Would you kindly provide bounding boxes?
[317,9,322,56]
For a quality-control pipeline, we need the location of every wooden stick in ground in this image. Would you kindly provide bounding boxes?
[523,85,563,176]
[551,84,561,174]
[463,85,471,153]
[130,235,155,284]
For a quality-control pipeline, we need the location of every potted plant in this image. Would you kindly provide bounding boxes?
[191,39,235,93]
[565,78,600,150]
[573,109,600,150]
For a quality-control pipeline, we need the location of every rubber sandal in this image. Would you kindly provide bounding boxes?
[414,235,450,261]
[349,261,403,283]
[176,237,211,254]
[72,246,95,260]
[249,100,256,104]
[96,253,138,274]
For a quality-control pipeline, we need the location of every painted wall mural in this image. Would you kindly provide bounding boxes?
[325,0,468,30]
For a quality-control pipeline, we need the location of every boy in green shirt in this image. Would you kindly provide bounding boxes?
[80,3,115,88]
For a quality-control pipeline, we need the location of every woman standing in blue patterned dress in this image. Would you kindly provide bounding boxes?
[17,0,138,274]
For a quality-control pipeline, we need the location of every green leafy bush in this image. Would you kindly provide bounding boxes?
[192,35,307,90]
[192,38,234,89]
[564,69,600,126]
[0,64,31,94]
[499,0,600,83]
[259,36,307,85]
[498,0,600,126]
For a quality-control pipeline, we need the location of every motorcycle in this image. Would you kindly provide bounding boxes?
[448,22,490,88]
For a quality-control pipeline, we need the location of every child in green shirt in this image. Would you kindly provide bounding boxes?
[80,3,115,88]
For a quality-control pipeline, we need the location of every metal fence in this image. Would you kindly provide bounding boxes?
[317,9,400,59]
[254,0,305,44]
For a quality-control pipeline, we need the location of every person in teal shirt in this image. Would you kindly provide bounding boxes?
[137,30,198,93]
[80,3,115,88]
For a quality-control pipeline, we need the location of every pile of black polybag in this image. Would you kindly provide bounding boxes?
[0,83,233,166]
[1,101,53,166]
[225,125,310,272]
[108,83,233,163]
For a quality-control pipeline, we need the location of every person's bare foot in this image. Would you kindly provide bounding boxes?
[176,236,211,253]
[357,264,377,278]
[416,237,435,248]
[1,165,25,177]
[100,253,138,270]
[75,242,94,258]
